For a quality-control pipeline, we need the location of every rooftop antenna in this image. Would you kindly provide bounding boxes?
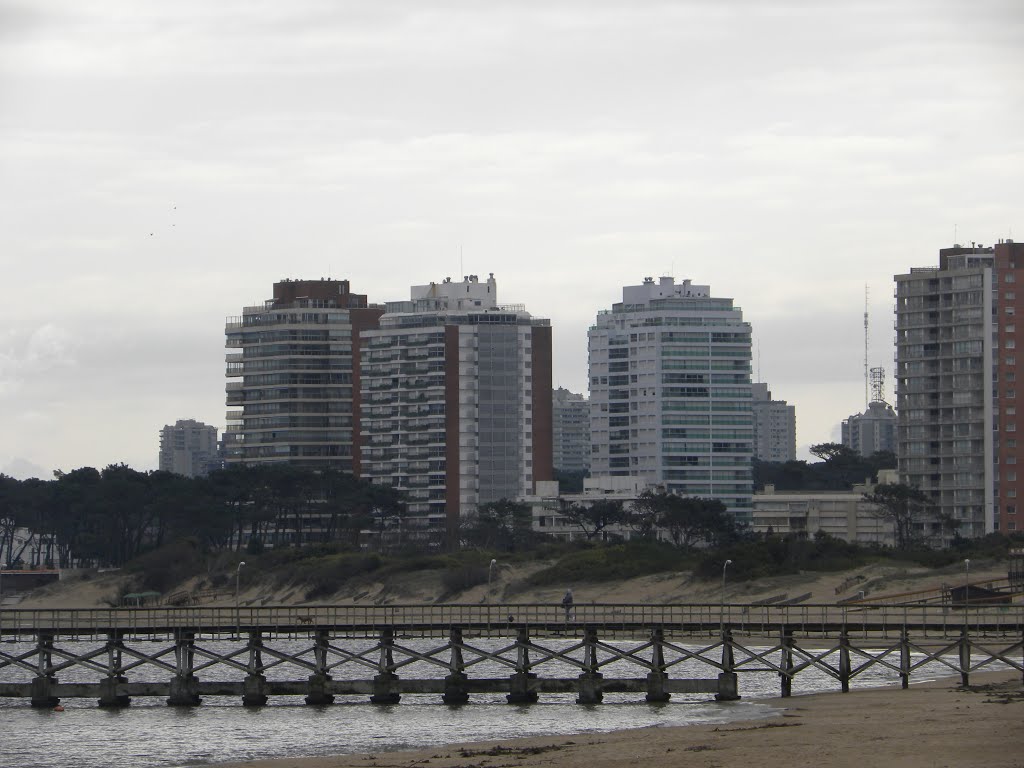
[870,366,886,405]
[864,284,870,409]
[460,243,464,280]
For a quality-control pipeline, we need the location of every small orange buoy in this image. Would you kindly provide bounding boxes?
[53,705,64,712]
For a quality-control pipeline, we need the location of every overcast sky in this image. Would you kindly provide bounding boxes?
[1,0,1021,479]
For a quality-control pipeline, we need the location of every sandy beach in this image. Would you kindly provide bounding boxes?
[209,670,1024,768]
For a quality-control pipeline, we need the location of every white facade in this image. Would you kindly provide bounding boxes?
[158,419,219,478]
[522,476,656,542]
[752,470,898,547]
[360,275,551,543]
[589,276,754,522]
[751,382,797,463]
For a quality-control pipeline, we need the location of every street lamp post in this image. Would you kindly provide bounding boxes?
[720,559,733,633]
[963,558,970,626]
[235,561,246,635]
[487,559,497,604]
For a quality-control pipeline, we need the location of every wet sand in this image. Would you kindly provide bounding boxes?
[211,670,1023,768]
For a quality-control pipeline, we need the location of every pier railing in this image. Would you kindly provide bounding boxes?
[1,603,1020,709]
[1,602,1021,638]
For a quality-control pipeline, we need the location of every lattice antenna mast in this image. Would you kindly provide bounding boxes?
[864,285,870,408]
[870,366,885,405]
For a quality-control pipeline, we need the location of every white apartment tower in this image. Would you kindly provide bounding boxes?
[159,419,219,477]
[589,276,754,522]
[751,383,797,463]
[359,275,553,545]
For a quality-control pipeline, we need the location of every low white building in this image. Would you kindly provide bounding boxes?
[521,476,657,542]
[751,470,898,546]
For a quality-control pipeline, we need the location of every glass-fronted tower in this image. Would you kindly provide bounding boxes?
[589,276,753,522]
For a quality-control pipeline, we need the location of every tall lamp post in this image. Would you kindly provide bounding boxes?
[720,559,733,633]
[963,558,970,626]
[487,559,497,604]
[235,561,246,635]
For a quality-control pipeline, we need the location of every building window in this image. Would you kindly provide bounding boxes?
[1009,505,1017,515]
[1008,340,1017,349]
[1007,292,1017,301]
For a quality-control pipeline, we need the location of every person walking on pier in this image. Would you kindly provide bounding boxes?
[562,588,574,621]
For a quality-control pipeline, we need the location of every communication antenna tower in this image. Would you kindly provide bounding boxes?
[864,285,870,408]
[870,366,886,405]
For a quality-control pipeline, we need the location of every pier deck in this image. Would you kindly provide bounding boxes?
[1,603,1020,708]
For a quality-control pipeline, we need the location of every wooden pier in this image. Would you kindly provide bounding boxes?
[0,603,1021,708]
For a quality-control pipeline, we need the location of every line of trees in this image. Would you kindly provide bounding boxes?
[0,465,404,569]
[460,492,740,553]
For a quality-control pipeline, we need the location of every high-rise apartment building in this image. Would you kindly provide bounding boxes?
[894,243,1024,541]
[359,275,552,543]
[159,419,219,477]
[842,401,897,457]
[751,382,796,463]
[552,387,591,473]
[994,241,1024,534]
[843,367,897,458]
[589,276,754,522]
[224,279,383,471]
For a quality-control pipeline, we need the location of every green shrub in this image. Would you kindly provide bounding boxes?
[302,553,383,599]
[526,540,688,587]
[127,538,205,594]
[440,564,490,594]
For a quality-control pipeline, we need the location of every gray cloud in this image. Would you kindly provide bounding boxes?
[1,0,1020,473]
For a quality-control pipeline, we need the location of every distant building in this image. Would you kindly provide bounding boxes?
[224,279,384,472]
[589,276,754,523]
[158,419,219,478]
[842,366,897,458]
[552,387,590,473]
[521,476,655,542]
[842,400,897,457]
[359,274,553,545]
[751,470,898,547]
[751,382,796,462]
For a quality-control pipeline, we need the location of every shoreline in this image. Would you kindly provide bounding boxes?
[207,669,1023,768]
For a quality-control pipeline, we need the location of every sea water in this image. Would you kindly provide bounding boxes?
[0,636,941,768]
